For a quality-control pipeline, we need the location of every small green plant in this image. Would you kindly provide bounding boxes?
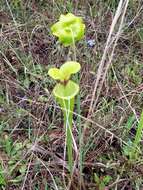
[0,136,27,186]
[94,173,112,190]
[48,61,81,172]
[130,111,143,159]
[0,163,6,189]
[51,13,85,46]
[123,111,143,160]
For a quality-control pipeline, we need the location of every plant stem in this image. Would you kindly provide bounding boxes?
[71,29,82,187]
[66,119,73,172]
[57,97,74,173]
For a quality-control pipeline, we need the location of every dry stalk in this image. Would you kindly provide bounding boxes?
[88,0,130,118]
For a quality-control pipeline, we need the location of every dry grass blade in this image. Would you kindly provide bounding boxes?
[21,155,33,190]
[36,156,59,190]
[5,0,24,49]
[88,0,130,117]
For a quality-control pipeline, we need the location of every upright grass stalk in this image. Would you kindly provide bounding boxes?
[71,30,81,127]
[71,29,83,188]
[70,29,81,135]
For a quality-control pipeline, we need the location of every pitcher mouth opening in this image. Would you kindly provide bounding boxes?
[53,80,79,100]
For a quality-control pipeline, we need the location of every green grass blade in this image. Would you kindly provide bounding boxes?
[131,111,143,159]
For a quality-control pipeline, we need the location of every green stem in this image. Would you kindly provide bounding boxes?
[57,97,74,173]
[70,31,81,135]
[71,29,82,188]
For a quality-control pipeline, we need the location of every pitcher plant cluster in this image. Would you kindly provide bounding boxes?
[48,13,85,172]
